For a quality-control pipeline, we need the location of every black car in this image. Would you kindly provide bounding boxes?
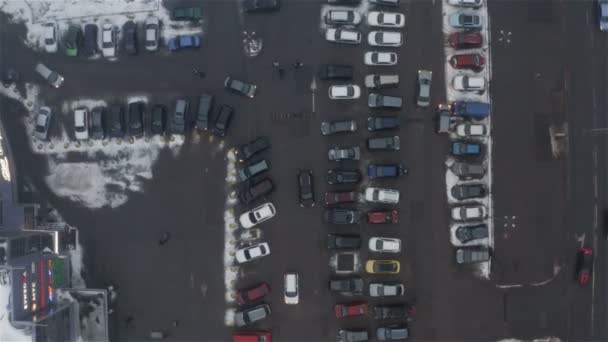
[451,184,487,200]
[373,305,409,320]
[318,64,354,80]
[171,99,188,135]
[327,234,361,249]
[89,106,105,139]
[107,105,126,138]
[370,0,399,5]
[214,105,234,137]
[368,94,403,109]
[449,162,485,179]
[237,137,270,162]
[326,169,361,185]
[224,76,257,98]
[237,159,270,182]
[151,105,166,135]
[82,24,98,57]
[323,209,361,225]
[243,0,280,12]
[367,163,405,179]
[321,120,357,135]
[367,116,399,131]
[128,101,145,138]
[239,177,274,204]
[65,25,83,56]
[455,224,488,243]
[298,169,315,207]
[329,277,364,295]
[123,21,137,55]
[195,94,214,131]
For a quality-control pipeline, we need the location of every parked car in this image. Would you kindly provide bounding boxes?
[168,35,201,51]
[329,277,364,295]
[233,332,272,341]
[325,191,358,206]
[243,0,280,12]
[236,282,270,305]
[455,247,490,264]
[238,159,270,182]
[369,283,404,297]
[448,12,482,29]
[214,105,234,137]
[455,224,489,243]
[450,53,485,71]
[365,74,399,89]
[74,108,89,140]
[327,169,361,184]
[101,23,116,57]
[328,146,361,161]
[82,24,98,57]
[365,260,400,274]
[449,162,485,179]
[171,99,188,135]
[370,0,399,5]
[128,101,145,138]
[451,141,481,156]
[239,178,274,204]
[368,163,404,179]
[144,16,160,52]
[234,304,271,327]
[325,10,362,25]
[377,326,409,341]
[367,136,400,150]
[436,103,452,134]
[194,94,214,131]
[235,242,271,264]
[451,101,490,119]
[327,234,362,249]
[448,0,482,6]
[367,116,399,131]
[298,169,315,207]
[107,105,126,138]
[150,105,166,135]
[417,69,432,107]
[364,51,398,66]
[451,184,487,200]
[334,302,368,318]
[225,76,257,98]
[451,204,487,221]
[453,75,486,91]
[600,0,608,31]
[239,202,277,228]
[34,63,64,88]
[368,237,401,253]
[337,330,369,342]
[237,137,270,162]
[367,210,399,224]
[367,11,405,28]
[318,64,354,80]
[89,106,105,140]
[64,25,82,56]
[364,187,399,204]
[284,272,299,304]
[368,94,402,109]
[321,120,357,135]
[448,31,482,49]
[123,21,137,55]
[34,106,52,140]
[43,23,58,53]
[171,7,203,21]
[367,31,403,47]
[456,123,487,137]
[576,247,594,285]
[325,28,362,44]
[329,85,361,99]
[324,209,361,224]
[374,305,410,320]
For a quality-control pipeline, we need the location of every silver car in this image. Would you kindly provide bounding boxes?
[417,70,432,107]
[34,106,52,140]
[455,247,490,264]
[369,282,404,297]
[234,304,271,327]
[144,16,160,51]
[328,146,361,161]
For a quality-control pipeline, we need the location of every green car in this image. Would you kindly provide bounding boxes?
[65,25,82,57]
[171,7,203,21]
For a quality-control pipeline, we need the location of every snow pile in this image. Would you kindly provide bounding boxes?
[68,241,86,288]
[319,0,371,31]
[224,150,239,325]
[0,271,30,342]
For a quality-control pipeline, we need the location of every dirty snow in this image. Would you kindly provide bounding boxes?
[0,271,30,342]
[224,150,239,322]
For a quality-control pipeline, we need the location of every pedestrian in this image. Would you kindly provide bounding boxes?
[159,232,170,245]
[293,60,304,69]
[172,320,180,327]
[192,67,200,75]
[278,67,285,79]
[272,60,280,68]
[125,316,134,327]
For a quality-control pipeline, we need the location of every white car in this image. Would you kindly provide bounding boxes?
[284,273,299,304]
[451,205,487,221]
[43,23,58,53]
[144,16,160,52]
[329,85,361,99]
[453,75,486,91]
[325,10,362,25]
[325,28,361,44]
[239,202,277,229]
[368,237,401,253]
[456,123,487,137]
[235,242,271,264]
[369,282,404,297]
[364,51,398,66]
[364,187,399,204]
[34,106,52,140]
[447,0,483,7]
[101,23,116,57]
[367,31,403,47]
[367,11,405,28]
[73,108,89,140]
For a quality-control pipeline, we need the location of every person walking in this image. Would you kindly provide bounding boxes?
[292,60,304,69]
[159,232,171,245]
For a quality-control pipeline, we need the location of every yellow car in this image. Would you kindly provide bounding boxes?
[365,260,400,274]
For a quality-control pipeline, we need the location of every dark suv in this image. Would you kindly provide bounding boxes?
[367,116,399,131]
[82,24,98,57]
[214,105,234,137]
[329,277,364,295]
[89,106,105,139]
[326,169,361,184]
[298,169,315,207]
[367,163,405,179]
[171,99,188,135]
[195,94,214,131]
[319,64,354,80]
[367,136,400,151]
[123,21,137,55]
[324,209,361,225]
[327,234,361,249]
[449,162,485,179]
[128,101,145,138]
[368,94,402,109]
[151,105,166,135]
[451,184,487,200]
[107,105,126,138]
[237,159,269,182]
[373,305,409,320]
[237,137,270,162]
[325,191,358,205]
[239,178,274,204]
[455,224,488,243]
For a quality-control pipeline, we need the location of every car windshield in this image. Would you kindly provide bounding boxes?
[248,212,258,223]
[376,240,384,250]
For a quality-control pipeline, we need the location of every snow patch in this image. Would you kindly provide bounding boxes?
[224,308,235,327]
[224,150,240,322]
[69,243,86,288]
[0,271,30,341]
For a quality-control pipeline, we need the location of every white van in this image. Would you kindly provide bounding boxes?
[35,63,64,88]
[284,272,299,304]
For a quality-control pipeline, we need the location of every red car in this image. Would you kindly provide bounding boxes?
[334,302,369,318]
[367,210,399,224]
[236,282,270,305]
[449,53,485,71]
[576,248,593,285]
[448,32,482,49]
[325,191,358,206]
[232,331,271,342]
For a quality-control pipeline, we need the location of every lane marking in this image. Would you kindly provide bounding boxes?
[592,86,598,110]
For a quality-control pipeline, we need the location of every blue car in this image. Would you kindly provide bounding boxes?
[168,35,201,51]
[368,163,406,179]
[451,142,481,156]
